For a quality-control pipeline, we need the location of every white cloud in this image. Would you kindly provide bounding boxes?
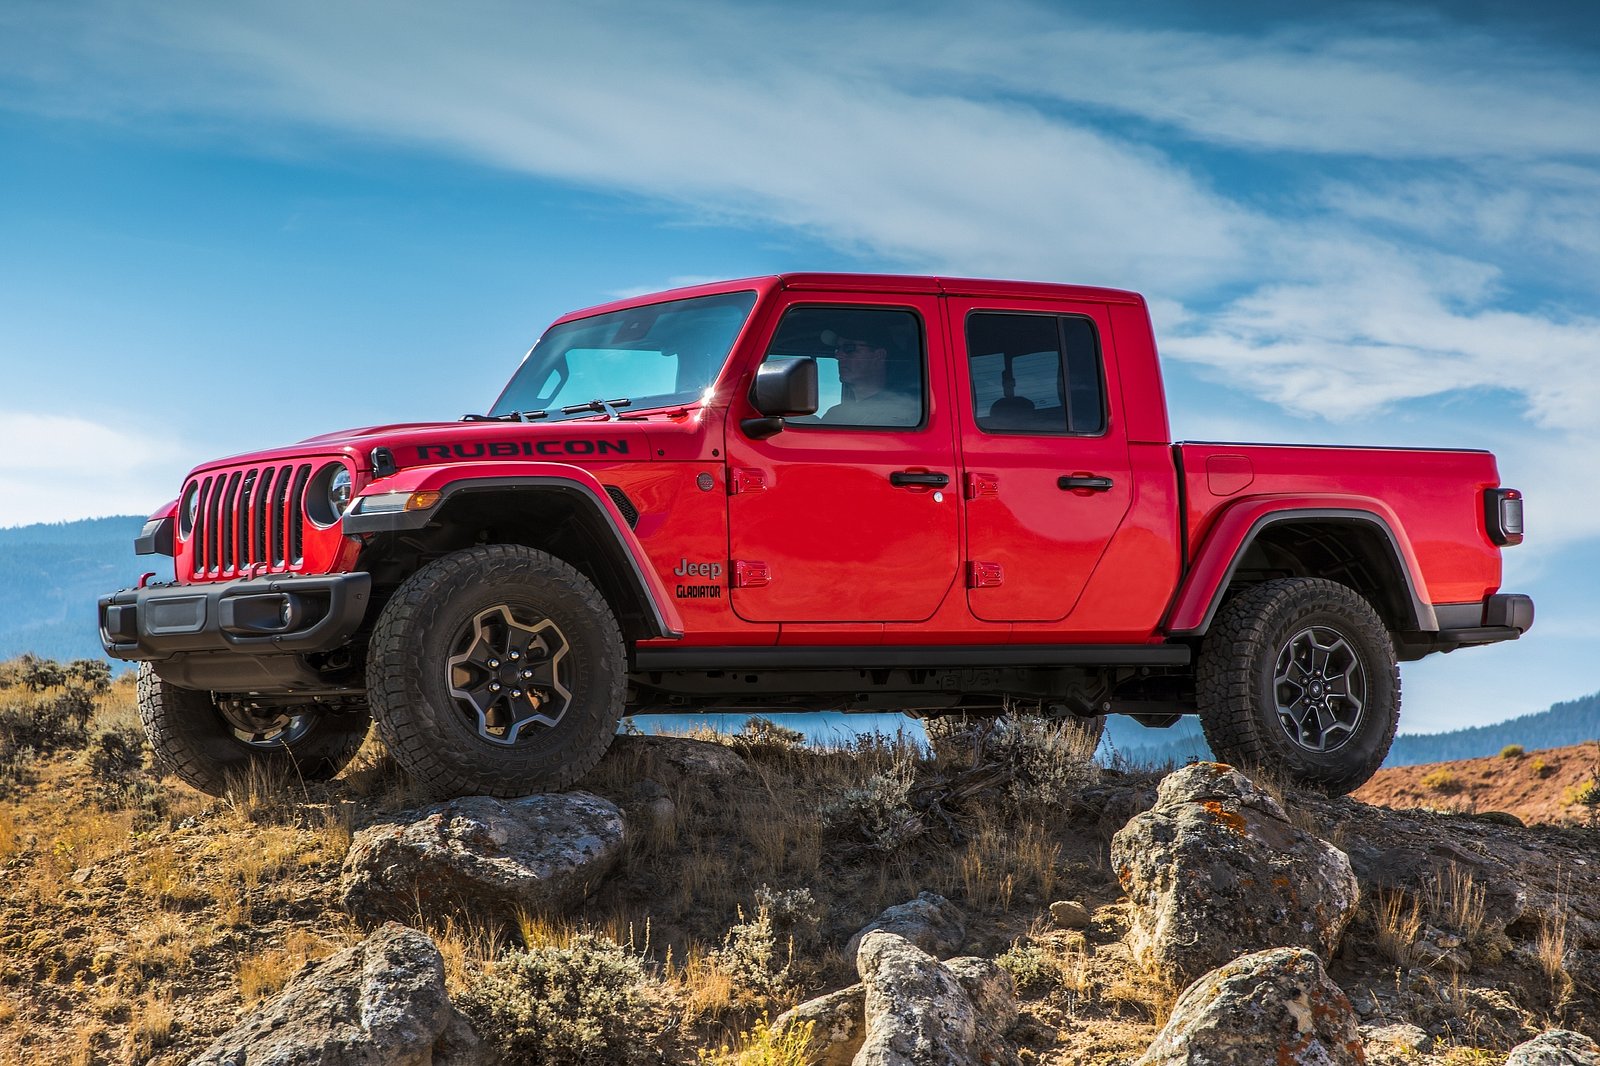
[0,412,188,525]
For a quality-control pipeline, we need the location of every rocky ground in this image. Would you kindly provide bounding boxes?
[1,661,1597,1065]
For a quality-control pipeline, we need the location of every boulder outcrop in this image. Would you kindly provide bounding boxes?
[1135,947,1363,1066]
[340,792,625,926]
[1505,1030,1600,1066]
[854,931,1018,1066]
[189,923,483,1066]
[845,891,967,965]
[1111,762,1359,984]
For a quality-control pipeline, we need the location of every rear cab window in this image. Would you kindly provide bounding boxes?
[966,312,1106,436]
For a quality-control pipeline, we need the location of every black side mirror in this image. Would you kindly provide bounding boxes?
[744,358,819,438]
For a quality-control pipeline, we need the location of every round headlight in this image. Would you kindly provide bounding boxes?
[329,467,353,516]
[179,482,200,539]
[306,464,356,528]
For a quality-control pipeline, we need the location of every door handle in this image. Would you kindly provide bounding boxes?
[890,471,951,488]
[1058,475,1114,492]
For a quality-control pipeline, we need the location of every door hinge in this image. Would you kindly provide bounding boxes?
[733,560,771,588]
[967,561,1004,588]
[965,472,1000,499]
[729,468,768,494]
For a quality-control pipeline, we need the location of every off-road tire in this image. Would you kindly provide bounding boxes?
[137,663,372,797]
[1196,577,1399,795]
[365,544,626,799]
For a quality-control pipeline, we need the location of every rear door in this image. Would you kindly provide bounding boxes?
[724,292,961,623]
[948,298,1133,622]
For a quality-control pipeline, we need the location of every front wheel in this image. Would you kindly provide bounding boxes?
[1196,578,1399,795]
[137,663,371,796]
[365,544,626,799]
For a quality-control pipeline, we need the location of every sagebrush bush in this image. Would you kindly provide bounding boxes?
[0,689,94,751]
[820,758,922,853]
[986,715,1100,810]
[84,725,162,815]
[997,939,1062,992]
[1420,768,1463,794]
[697,1015,816,1065]
[739,717,807,748]
[458,933,652,1065]
[711,902,795,999]
[753,884,821,948]
[1500,744,1525,759]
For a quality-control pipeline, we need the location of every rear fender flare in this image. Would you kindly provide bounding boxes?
[1166,496,1436,636]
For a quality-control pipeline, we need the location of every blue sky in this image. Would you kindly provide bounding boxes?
[1,0,1596,733]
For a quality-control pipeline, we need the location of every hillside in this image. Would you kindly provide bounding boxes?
[0,516,144,664]
[1,659,1597,1063]
[1354,740,1600,826]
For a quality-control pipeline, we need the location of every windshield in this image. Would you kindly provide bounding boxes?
[490,290,759,420]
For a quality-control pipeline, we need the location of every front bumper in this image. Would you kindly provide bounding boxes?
[99,572,372,661]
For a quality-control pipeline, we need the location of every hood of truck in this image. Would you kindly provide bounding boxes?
[188,417,685,478]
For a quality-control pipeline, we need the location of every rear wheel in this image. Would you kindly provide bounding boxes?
[137,663,371,796]
[366,544,626,799]
[1196,577,1398,795]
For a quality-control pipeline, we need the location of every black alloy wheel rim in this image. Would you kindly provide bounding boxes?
[446,604,572,746]
[217,705,315,749]
[1272,624,1366,754]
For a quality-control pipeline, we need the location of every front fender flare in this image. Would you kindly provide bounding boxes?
[344,462,682,638]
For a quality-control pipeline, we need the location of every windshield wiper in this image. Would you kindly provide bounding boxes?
[461,410,550,422]
[561,397,632,420]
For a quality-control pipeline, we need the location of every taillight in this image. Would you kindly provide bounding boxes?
[1485,488,1523,546]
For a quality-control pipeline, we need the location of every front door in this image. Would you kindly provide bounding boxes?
[725,294,961,623]
[949,299,1133,623]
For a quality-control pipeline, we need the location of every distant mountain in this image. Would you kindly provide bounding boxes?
[1105,691,1600,769]
[0,515,146,664]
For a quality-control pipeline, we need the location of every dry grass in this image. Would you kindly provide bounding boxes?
[236,928,338,1004]
[1425,863,1488,944]
[666,942,739,1025]
[1373,889,1425,967]
[123,993,178,1060]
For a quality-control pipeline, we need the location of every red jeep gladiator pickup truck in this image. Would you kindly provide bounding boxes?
[99,274,1532,797]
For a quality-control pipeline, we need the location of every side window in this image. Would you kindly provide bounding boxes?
[966,312,1106,435]
[759,306,926,428]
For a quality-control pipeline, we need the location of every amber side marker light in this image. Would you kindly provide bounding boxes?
[351,490,442,516]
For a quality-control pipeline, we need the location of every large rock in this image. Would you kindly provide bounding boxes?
[854,931,1017,1066]
[1110,762,1359,985]
[773,984,866,1066]
[1135,947,1363,1066]
[845,891,966,964]
[190,923,483,1066]
[1506,1030,1600,1065]
[341,792,625,926]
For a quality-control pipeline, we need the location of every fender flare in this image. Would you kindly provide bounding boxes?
[344,462,683,639]
[1165,496,1437,636]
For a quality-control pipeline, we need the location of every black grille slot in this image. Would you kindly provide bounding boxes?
[270,466,291,566]
[288,464,311,563]
[604,485,639,529]
[204,475,223,573]
[219,471,241,573]
[236,470,255,571]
